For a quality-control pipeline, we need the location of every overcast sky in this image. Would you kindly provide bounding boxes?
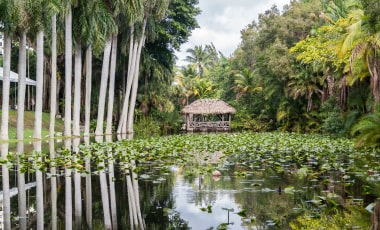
[175,0,291,66]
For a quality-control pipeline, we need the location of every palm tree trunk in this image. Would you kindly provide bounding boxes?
[50,13,58,138]
[1,33,11,141]
[105,35,118,135]
[126,19,147,133]
[95,36,112,136]
[117,26,135,134]
[84,46,93,136]
[122,40,139,134]
[65,8,73,137]
[33,30,44,139]
[17,31,27,140]
[73,42,82,136]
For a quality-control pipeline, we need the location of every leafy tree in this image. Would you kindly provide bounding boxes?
[185,43,219,78]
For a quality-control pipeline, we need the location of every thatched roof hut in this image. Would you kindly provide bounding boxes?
[181,99,236,115]
[181,99,236,132]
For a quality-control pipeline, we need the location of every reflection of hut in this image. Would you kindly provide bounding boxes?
[181,99,236,132]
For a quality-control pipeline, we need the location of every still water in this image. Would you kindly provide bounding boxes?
[0,137,374,229]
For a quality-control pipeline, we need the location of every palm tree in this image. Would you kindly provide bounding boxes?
[116,0,144,134]
[341,7,380,103]
[16,0,28,140]
[185,44,218,78]
[287,67,324,112]
[93,0,125,137]
[0,0,18,141]
[1,1,23,228]
[174,65,198,104]
[81,0,115,136]
[105,35,118,135]
[233,68,263,100]
[192,76,217,99]
[28,0,51,141]
[351,109,380,148]
[72,0,107,137]
[13,2,28,229]
[125,0,170,134]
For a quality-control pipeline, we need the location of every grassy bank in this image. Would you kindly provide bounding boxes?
[0,110,64,141]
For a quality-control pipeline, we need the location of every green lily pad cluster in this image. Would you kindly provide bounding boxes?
[1,132,379,179]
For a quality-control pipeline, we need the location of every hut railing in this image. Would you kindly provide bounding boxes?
[189,121,231,131]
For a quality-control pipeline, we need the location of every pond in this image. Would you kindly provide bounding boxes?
[1,132,380,229]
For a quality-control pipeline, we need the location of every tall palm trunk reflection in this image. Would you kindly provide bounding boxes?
[17,142,27,230]
[33,141,44,230]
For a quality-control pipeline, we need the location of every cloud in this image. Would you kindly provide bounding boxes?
[176,0,290,66]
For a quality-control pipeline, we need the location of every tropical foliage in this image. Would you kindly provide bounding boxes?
[172,0,379,147]
[1,0,379,146]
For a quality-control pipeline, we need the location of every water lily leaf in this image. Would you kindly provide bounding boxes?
[297,167,308,179]
[237,209,247,217]
[284,186,295,194]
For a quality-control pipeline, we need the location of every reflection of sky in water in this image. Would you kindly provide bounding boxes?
[173,174,248,230]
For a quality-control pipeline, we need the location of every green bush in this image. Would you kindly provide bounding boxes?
[134,116,161,138]
[322,112,344,136]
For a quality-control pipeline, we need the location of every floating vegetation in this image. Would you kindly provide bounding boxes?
[1,132,379,229]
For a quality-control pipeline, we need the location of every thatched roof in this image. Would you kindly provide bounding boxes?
[181,99,236,115]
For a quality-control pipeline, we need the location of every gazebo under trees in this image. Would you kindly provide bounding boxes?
[181,99,236,132]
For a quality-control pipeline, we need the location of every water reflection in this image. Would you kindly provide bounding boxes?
[84,136,92,229]
[0,138,376,229]
[64,139,72,229]
[106,135,118,228]
[49,139,57,230]
[17,142,27,230]
[73,137,82,228]
[1,143,11,229]
[95,135,112,229]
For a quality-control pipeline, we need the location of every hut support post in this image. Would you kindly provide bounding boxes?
[186,114,190,132]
